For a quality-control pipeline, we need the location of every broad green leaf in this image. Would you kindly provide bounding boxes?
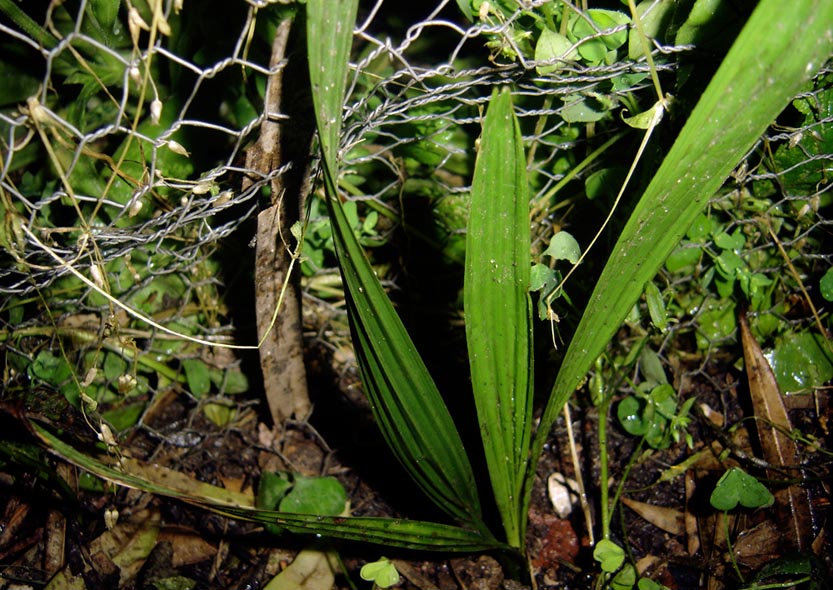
[765,331,833,394]
[103,351,127,381]
[542,231,581,264]
[210,367,249,394]
[639,346,667,386]
[219,505,500,552]
[588,9,631,50]
[528,0,833,514]
[88,0,120,31]
[612,564,637,590]
[280,475,347,516]
[696,299,736,350]
[820,268,833,301]
[202,401,235,427]
[628,0,675,59]
[665,245,701,272]
[530,263,556,292]
[307,0,488,531]
[617,396,648,436]
[0,59,40,106]
[102,402,144,432]
[772,84,833,194]
[32,422,503,552]
[571,9,630,64]
[29,350,80,406]
[465,87,532,548]
[456,0,474,21]
[182,359,210,398]
[257,472,293,512]
[535,27,577,74]
[561,94,610,123]
[622,100,665,130]
[644,282,667,331]
[710,467,774,511]
[675,0,725,46]
[714,229,744,250]
[585,167,626,200]
[754,554,814,581]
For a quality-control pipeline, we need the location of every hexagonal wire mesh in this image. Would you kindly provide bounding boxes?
[0,1,830,414]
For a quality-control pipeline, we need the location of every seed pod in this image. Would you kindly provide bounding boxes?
[166,140,190,157]
[150,99,162,125]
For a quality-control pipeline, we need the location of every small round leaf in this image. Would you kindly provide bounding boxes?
[593,539,625,573]
[543,231,581,264]
[360,557,400,588]
[819,268,833,301]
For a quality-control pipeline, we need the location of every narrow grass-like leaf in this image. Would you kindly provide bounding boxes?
[465,87,532,548]
[306,0,487,531]
[527,0,833,506]
[31,423,501,551]
[215,507,500,552]
[306,0,355,175]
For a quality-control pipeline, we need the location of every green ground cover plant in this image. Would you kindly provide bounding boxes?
[2,0,832,588]
[287,0,833,581]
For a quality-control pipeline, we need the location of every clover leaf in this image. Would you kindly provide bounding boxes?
[710,467,774,511]
[593,539,625,573]
[360,557,399,588]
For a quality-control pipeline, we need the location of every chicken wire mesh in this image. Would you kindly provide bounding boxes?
[0,1,830,410]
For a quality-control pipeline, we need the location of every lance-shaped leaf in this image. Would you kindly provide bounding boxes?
[30,422,502,551]
[465,87,533,548]
[306,0,354,176]
[527,0,833,508]
[306,0,487,531]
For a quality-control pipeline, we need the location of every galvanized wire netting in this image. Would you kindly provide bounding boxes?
[0,1,677,292]
[0,0,830,402]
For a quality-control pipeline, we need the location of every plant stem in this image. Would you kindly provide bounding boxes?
[564,403,594,545]
[0,0,57,49]
[744,577,811,590]
[598,397,611,541]
[531,131,625,219]
[627,0,664,104]
[724,512,744,584]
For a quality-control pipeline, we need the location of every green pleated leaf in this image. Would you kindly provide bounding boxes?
[306,0,355,176]
[465,87,533,548]
[306,0,488,532]
[215,507,499,552]
[31,422,500,551]
[528,0,833,508]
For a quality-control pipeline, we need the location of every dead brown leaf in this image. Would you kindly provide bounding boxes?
[158,525,218,567]
[732,519,782,570]
[120,457,255,508]
[89,509,161,582]
[739,311,813,551]
[621,497,684,535]
[393,560,441,590]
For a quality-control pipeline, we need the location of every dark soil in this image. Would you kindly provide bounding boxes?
[1,331,831,590]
